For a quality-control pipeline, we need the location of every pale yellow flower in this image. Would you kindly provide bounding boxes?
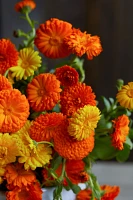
[68,105,101,140]
[9,47,41,80]
[116,82,133,110]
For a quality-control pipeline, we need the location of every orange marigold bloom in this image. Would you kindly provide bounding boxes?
[55,65,79,87]
[15,0,36,12]
[53,121,95,160]
[111,115,130,150]
[76,185,120,200]
[0,39,19,75]
[29,112,66,142]
[27,73,62,112]
[5,163,36,188]
[64,28,102,60]
[34,18,72,59]
[0,75,12,91]
[0,89,29,133]
[6,182,42,200]
[60,83,96,116]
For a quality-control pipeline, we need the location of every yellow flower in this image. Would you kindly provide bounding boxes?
[9,47,41,80]
[13,121,52,170]
[116,82,133,110]
[0,133,21,166]
[68,105,101,140]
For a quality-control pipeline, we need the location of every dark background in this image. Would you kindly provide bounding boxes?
[1,0,133,160]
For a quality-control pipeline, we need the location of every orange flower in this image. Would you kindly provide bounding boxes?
[5,163,36,188]
[0,89,29,133]
[6,182,42,200]
[0,39,19,75]
[111,114,130,150]
[15,0,36,12]
[0,75,12,91]
[26,73,62,112]
[55,65,79,87]
[76,185,120,200]
[64,28,102,60]
[53,120,95,160]
[60,83,96,116]
[34,18,72,59]
[29,112,66,142]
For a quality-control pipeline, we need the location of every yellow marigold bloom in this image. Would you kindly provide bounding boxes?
[0,75,12,91]
[15,0,36,12]
[10,48,41,80]
[64,28,102,60]
[0,38,19,75]
[34,18,72,59]
[116,82,133,110]
[5,163,36,188]
[0,89,29,133]
[53,120,95,160]
[29,112,66,142]
[60,83,96,116]
[111,115,130,150]
[68,105,101,140]
[0,133,20,166]
[27,73,62,112]
[14,125,52,170]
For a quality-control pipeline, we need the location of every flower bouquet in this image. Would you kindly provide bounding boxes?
[0,0,133,200]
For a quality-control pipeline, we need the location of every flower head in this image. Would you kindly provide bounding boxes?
[29,112,66,142]
[116,82,133,110]
[0,89,29,133]
[60,83,96,116]
[10,48,41,80]
[27,73,62,112]
[34,18,72,59]
[111,114,130,150]
[68,105,101,140]
[15,0,36,13]
[64,28,102,59]
[53,120,95,160]
[55,65,79,87]
[0,39,19,75]
[6,182,42,200]
[0,133,21,166]
[0,75,13,91]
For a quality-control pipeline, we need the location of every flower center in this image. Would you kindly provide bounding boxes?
[0,146,7,159]
[127,89,133,97]
[21,60,29,69]
[49,36,61,46]
[38,89,46,96]
[4,107,12,115]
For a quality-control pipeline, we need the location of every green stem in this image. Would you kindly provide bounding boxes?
[58,158,66,182]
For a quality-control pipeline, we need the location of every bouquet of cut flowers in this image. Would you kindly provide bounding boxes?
[0,0,133,200]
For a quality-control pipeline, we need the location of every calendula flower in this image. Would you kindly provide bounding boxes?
[0,39,19,75]
[6,182,42,200]
[53,121,95,160]
[34,18,72,59]
[60,83,96,116]
[111,114,130,150]
[76,185,120,200]
[0,133,21,166]
[27,73,62,112]
[15,0,36,13]
[10,48,41,80]
[0,89,29,133]
[68,105,101,140]
[5,163,36,188]
[55,65,79,87]
[64,28,102,59]
[116,82,133,110]
[0,75,12,91]
[29,112,66,142]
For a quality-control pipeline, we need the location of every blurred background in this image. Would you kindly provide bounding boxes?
[0,0,133,160]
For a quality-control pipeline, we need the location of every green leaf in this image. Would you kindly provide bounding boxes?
[116,144,131,162]
[90,136,118,160]
[125,137,133,150]
[101,96,111,112]
[51,155,62,171]
[65,176,81,194]
[53,185,63,200]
